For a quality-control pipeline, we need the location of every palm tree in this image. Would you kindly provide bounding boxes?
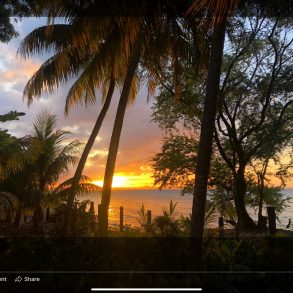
[99,16,198,235]
[0,165,36,227]
[190,19,227,235]
[19,16,142,233]
[99,37,142,235]
[0,111,34,180]
[29,110,80,228]
[63,74,116,233]
[19,12,152,230]
[187,0,257,268]
[0,112,37,225]
[0,191,18,223]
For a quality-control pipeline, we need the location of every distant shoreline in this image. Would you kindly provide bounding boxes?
[107,187,293,191]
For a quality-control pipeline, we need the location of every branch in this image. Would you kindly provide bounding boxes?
[239,18,281,142]
[214,129,234,170]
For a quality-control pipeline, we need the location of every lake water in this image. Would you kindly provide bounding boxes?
[79,189,293,230]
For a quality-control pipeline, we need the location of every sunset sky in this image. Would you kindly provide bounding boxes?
[0,18,292,189]
[0,17,164,189]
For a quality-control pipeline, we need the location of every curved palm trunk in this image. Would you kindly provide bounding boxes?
[190,20,226,266]
[99,50,141,236]
[64,77,116,234]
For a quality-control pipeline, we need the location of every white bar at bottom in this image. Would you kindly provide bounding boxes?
[91,289,202,291]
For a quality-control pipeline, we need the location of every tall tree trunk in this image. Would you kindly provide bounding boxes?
[190,20,226,265]
[99,50,141,236]
[234,166,256,230]
[63,76,116,235]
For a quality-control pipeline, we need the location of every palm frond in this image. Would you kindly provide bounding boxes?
[187,0,239,25]
[33,110,57,139]
[53,175,101,199]
[43,140,82,185]
[0,134,37,180]
[18,24,73,58]
[30,111,82,190]
[23,49,85,105]
[64,48,112,113]
[0,191,18,210]
[162,200,178,217]
[205,200,217,226]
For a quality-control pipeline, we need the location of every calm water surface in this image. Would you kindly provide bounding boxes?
[79,189,293,229]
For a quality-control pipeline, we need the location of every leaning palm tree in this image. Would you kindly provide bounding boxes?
[99,29,142,235]
[19,20,118,231]
[99,16,197,235]
[18,16,141,233]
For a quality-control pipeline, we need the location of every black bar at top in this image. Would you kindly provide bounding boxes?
[3,0,293,17]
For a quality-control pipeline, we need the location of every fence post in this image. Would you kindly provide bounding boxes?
[89,202,95,214]
[98,204,101,232]
[267,206,276,236]
[258,215,267,230]
[46,207,50,223]
[218,216,224,239]
[146,210,152,233]
[120,206,124,232]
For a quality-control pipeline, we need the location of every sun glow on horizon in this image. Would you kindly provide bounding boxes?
[92,173,154,189]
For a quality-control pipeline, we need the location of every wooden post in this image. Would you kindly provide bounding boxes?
[146,210,152,232]
[97,204,101,232]
[98,204,101,220]
[46,207,50,223]
[89,202,95,214]
[218,216,224,239]
[120,206,124,232]
[267,206,276,236]
[258,215,267,230]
